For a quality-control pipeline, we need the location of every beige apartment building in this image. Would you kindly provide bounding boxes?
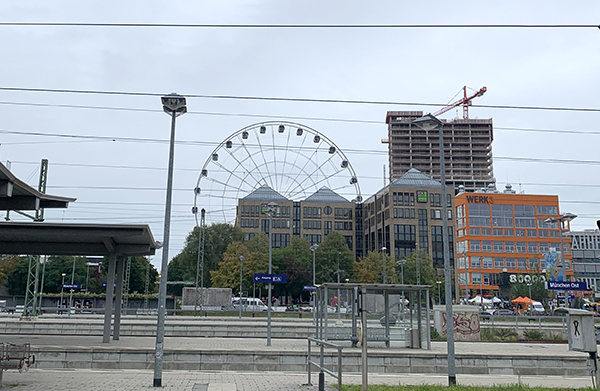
[237,186,360,255]
[363,168,456,270]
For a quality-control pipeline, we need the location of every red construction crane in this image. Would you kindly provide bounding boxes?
[434,86,487,119]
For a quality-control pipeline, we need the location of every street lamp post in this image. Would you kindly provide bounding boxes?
[397,258,406,315]
[153,93,187,388]
[461,251,469,303]
[239,256,244,319]
[60,273,66,315]
[263,201,278,346]
[310,243,319,325]
[413,113,456,385]
[68,256,76,317]
[480,256,484,307]
[437,281,443,305]
[527,282,533,311]
[545,213,577,308]
[382,247,387,284]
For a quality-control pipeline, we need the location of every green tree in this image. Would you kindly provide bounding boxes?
[272,237,312,302]
[168,223,244,294]
[313,231,354,284]
[353,251,380,283]
[0,255,19,288]
[210,240,268,292]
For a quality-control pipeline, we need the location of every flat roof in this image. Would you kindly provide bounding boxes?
[320,283,430,291]
[0,222,160,256]
[0,162,76,211]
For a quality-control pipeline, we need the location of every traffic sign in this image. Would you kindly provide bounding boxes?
[62,284,81,289]
[303,285,316,292]
[253,273,287,284]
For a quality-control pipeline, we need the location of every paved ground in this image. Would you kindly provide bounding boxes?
[1,369,596,390]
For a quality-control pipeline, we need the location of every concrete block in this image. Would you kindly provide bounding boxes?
[488,367,514,375]
[91,352,119,361]
[458,366,488,375]
[254,354,279,364]
[119,353,144,362]
[409,365,437,373]
[201,362,226,371]
[35,360,66,369]
[255,363,280,372]
[173,353,201,362]
[66,360,92,369]
[163,362,200,371]
[486,359,513,368]
[91,361,118,370]
[513,358,538,368]
[383,365,410,373]
[514,367,540,376]
[384,356,410,366]
[201,354,228,363]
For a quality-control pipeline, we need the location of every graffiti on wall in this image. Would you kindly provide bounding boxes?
[440,310,481,340]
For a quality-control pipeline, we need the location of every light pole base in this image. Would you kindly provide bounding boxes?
[153,378,161,387]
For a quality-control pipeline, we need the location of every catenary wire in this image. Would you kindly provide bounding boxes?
[0,23,597,28]
[1,87,599,113]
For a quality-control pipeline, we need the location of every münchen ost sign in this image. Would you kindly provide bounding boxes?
[546,281,588,291]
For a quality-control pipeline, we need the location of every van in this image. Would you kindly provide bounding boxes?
[531,302,545,315]
[232,298,268,312]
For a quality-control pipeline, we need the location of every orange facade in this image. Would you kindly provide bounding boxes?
[455,192,573,295]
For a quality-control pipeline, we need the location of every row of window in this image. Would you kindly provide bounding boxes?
[334,221,353,231]
[468,240,569,254]
[240,205,292,218]
[458,256,571,271]
[462,228,559,238]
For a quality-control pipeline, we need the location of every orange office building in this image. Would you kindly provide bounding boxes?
[455,185,573,298]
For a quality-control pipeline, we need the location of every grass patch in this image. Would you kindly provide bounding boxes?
[523,330,545,340]
[341,385,595,391]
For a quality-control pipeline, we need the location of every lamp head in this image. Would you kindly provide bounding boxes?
[161,93,187,117]
[61,273,66,277]
[412,113,443,131]
[239,256,244,261]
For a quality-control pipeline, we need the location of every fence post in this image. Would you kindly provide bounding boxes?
[337,346,342,391]
[319,343,325,391]
[307,339,312,386]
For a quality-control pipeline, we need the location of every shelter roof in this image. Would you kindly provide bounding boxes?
[0,162,75,211]
[0,222,160,256]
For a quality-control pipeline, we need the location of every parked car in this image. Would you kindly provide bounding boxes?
[493,308,515,316]
[531,302,546,315]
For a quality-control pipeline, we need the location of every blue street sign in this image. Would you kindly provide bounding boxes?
[102,282,117,288]
[253,273,287,284]
[62,284,81,289]
[546,281,588,291]
[303,285,317,292]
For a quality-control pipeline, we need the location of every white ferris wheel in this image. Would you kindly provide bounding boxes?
[192,121,362,225]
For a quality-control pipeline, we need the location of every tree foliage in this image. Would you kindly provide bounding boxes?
[210,239,268,292]
[168,223,244,294]
[4,255,156,296]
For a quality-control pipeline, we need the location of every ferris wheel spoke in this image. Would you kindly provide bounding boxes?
[284,139,323,196]
[227,141,266,190]
[288,152,338,198]
[254,126,275,189]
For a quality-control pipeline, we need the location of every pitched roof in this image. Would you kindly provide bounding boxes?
[389,168,444,189]
[304,187,350,203]
[242,186,289,202]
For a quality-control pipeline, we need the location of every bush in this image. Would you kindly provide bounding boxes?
[481,328,518,342]
[523,330,545,340]
[430,327,446,341]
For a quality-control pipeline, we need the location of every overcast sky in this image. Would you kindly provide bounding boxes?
[1,2,599,268]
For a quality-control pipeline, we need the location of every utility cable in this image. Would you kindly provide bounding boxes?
[1,87,598,112]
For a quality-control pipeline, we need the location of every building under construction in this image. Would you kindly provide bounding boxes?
[384,87,495,192]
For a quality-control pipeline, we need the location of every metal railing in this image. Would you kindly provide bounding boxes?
[307,337,342,391]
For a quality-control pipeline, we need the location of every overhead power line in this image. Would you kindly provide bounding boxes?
[1,87,599,113]
[0,23,597,29]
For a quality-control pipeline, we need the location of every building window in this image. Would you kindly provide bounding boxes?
[528,242,538,253]
[505,241,515,252]
[494,257,505,268]
[324,206,332,215]
[493,228,503,236]
[504,229,513,236]
[516,229,526,237]
[491,204,513,228]
[470,240,481,251]
[527,230,537,237]
[537,205,558,215]
[303,234,321,245]
[538,230,548,238]
[539,242,549,253]
[482,241,492,251]
[468,204,490,227]
[470,228,480,235]
[506,257,516,268]
[472,257,481,268]
[481,228,491,236]
[483,257,493,268]
[516,241,527,253]
[493,241,503,252]
[517,258,527,269]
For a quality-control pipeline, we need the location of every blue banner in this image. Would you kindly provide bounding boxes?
[546,281,588,291]
[62,284,81,289]
[253,273,287,284]
[303,285,316,291]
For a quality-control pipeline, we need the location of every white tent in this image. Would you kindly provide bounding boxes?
[468,296,493,305]
[491,297,502,304]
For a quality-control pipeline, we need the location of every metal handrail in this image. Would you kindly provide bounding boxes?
[307,337,342,391]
